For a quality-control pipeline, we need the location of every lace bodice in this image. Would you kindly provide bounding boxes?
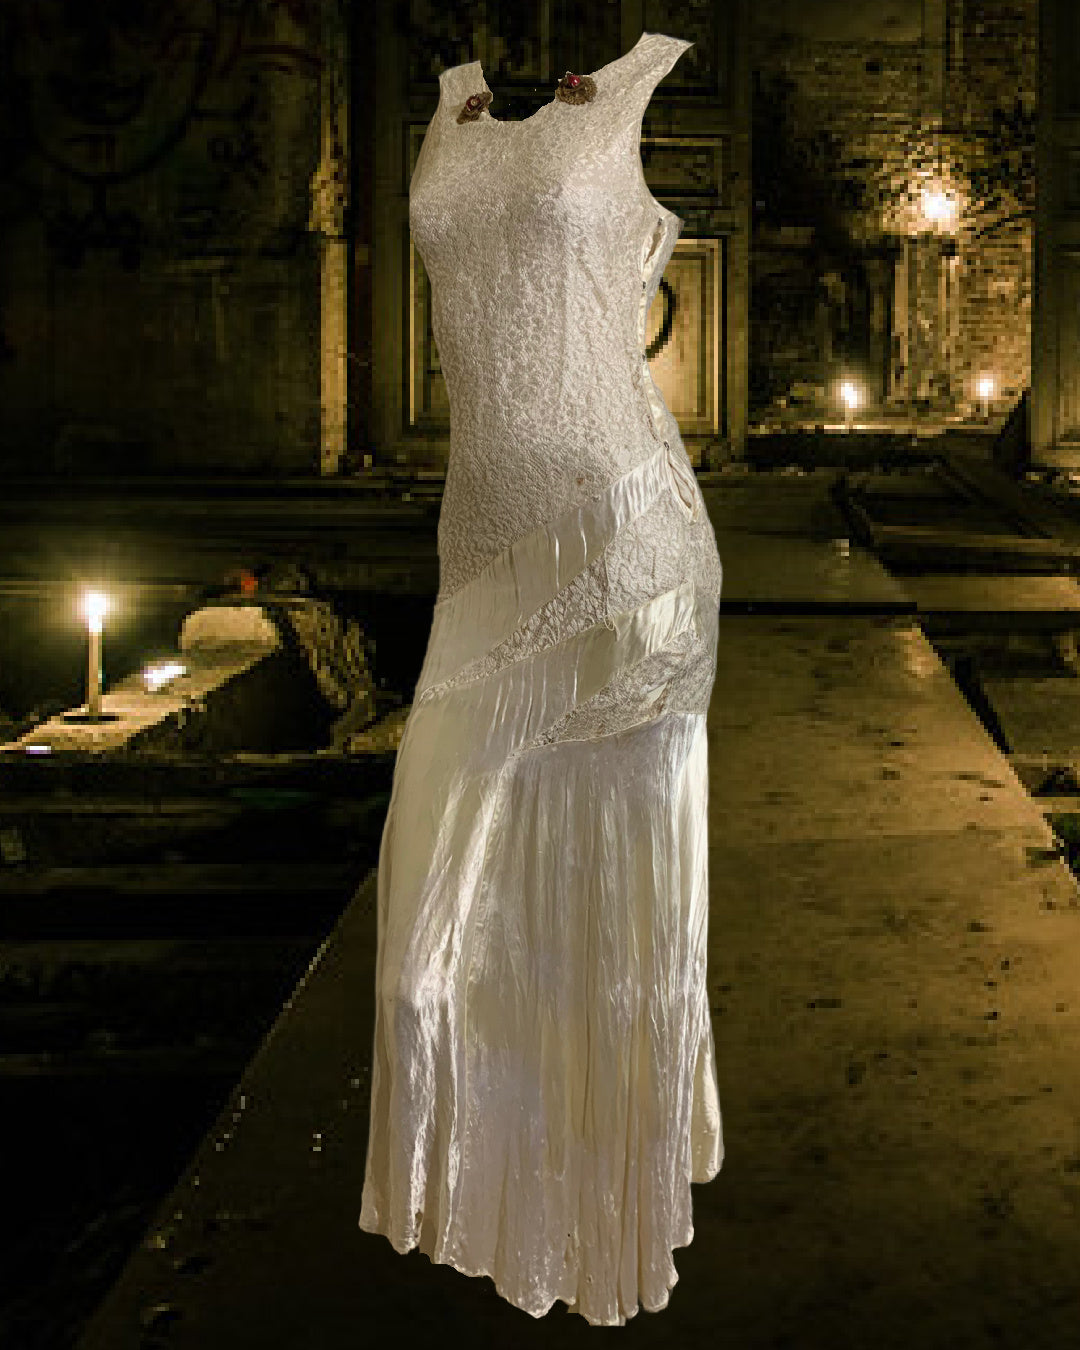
[410,33,705,591]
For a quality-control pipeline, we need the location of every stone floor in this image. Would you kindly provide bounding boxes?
[75,473,1080,1349]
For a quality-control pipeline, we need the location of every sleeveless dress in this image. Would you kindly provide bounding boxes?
[358,31,724,1327]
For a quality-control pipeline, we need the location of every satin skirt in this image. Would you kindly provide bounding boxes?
[359,444,723,1327]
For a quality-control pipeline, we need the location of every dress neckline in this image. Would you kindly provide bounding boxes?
[451,30,656,127]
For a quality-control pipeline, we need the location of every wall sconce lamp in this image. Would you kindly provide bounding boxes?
[919,187,958,233]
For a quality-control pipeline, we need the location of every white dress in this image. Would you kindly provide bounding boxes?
[359,31,724,1327]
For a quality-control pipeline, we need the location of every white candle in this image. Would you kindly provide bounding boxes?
[839,379,860,432]
[83,591,108,719]
[976,375,995,421]
[88,627,101,717]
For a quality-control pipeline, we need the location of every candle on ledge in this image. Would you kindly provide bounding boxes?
[839,379,860,432]
[976,374,995,421]
[82,590,109,719]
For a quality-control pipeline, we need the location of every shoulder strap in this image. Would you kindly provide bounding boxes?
[434,36,691,121]
[438,61,484,115]
[620,32,693,112]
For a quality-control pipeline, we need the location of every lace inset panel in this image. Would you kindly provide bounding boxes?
[428,496,718,749]
[523,596,718,750]
[432,488,695,697]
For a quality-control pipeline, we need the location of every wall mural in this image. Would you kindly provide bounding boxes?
[0,0,324,269]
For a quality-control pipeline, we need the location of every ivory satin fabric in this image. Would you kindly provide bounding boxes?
[359,32,724,1326]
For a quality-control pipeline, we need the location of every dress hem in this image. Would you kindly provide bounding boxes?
[357,1210,705,1326]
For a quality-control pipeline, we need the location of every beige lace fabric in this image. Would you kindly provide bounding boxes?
[359,32,724,1326]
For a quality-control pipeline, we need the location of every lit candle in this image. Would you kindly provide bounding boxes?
[82,590,109,719]
[143,660,187,693]
[839,379,860,432]
[976,374,995,420]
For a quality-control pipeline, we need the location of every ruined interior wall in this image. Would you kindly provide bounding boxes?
[0,0,324,476]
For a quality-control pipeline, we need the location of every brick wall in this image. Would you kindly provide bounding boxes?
[750,0,1036,424]
[949,1,1037,415]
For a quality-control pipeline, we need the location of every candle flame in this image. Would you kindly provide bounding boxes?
[83,590,109,635]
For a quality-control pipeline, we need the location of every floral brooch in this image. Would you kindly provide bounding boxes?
[457,89,493,123]
[555,71,596,104]
[457,69,596,122]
